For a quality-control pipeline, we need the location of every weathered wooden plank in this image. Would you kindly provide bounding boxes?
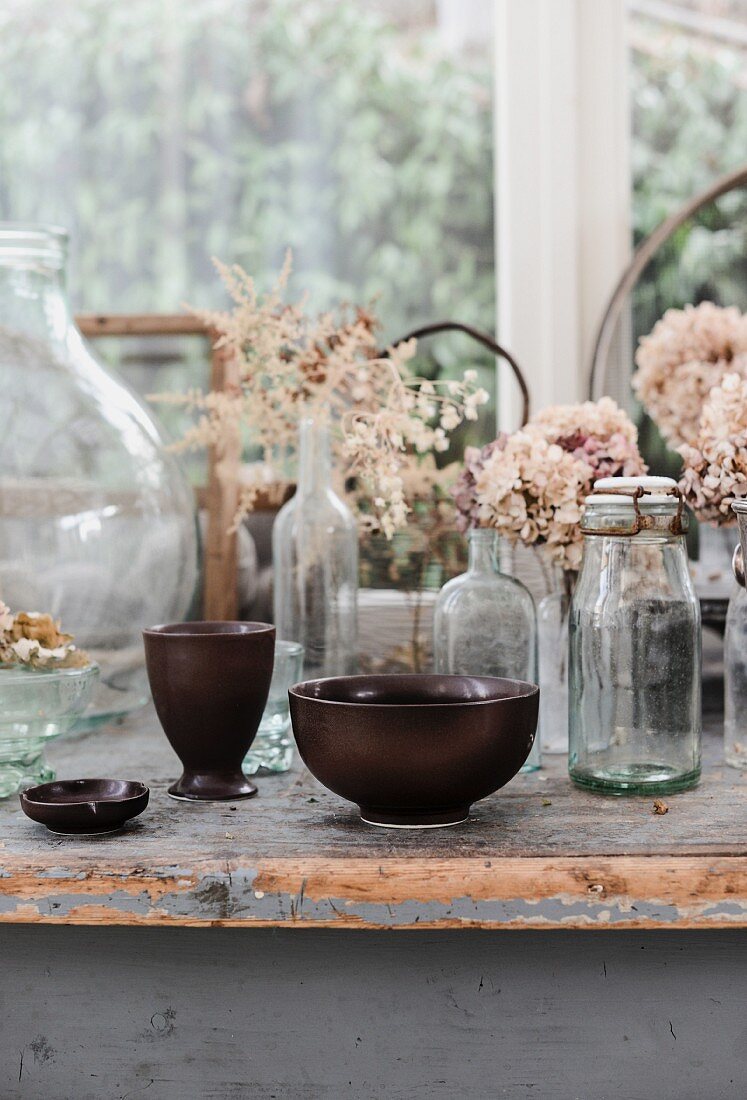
[0,706,744,929]
[0,855,745,930]
[2,926,745,1099]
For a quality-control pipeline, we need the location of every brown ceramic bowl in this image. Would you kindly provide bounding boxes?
[289,674,539,828]
[143,621,275,801]
[20,778,149,835]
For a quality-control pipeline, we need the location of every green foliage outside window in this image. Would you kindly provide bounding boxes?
[629,18,747,480]
[0,3,745,457]
[0,0,497,448]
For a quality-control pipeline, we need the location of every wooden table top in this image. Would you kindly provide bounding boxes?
[0,703,745,930]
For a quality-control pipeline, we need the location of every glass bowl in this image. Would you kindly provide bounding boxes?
[0,663,99,798]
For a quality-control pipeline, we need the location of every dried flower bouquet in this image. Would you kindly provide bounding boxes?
[632,302,747,449]
[152,255,488,538]
[0,602,89,669]
[679,372,747,524]
[452,398,647,571]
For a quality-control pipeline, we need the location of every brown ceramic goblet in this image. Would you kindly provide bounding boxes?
[143,622,275,801]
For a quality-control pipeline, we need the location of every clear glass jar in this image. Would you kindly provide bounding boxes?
[273,417,358,678]
[725,499,747,768]
[537,567,576,755]
[243,639,304,775]
[0,663,99,798]
[434,527,540,770]
[0,224,198,727]
[569,476,701,794]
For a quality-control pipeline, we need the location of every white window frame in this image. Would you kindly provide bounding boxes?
[494,0,631,427]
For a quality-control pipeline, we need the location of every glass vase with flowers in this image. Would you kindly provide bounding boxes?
[678,371,747,769]
[152,254,488,681]
[470,398,647,755]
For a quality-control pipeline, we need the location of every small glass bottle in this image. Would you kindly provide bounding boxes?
[434,527,540,770]
[273,417,358,679]
[724,498,747,768]
[569,476,701,794]
[243,639,304,775]
[537,566,575,755]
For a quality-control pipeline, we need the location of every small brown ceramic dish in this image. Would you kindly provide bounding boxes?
[143,621,275,802]
[289,673,539,828]
[20,778,149,835]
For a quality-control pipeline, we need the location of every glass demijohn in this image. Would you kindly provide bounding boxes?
[0,224,198,726]
[569,477,701,794]
[434,527,540,770]
[272,417,358,678]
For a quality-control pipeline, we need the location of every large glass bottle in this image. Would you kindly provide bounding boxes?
[0,223,198,726]
[434,527,540,770]
[569,476,701,793]
[272,417,358,678]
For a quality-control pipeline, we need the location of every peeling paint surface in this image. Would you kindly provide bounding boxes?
[0,859,746,929]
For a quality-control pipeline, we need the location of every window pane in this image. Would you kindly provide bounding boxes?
[0,0,497,444]
[595,2,747,443]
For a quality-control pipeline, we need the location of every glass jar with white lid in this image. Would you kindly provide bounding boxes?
[568,476,701,794]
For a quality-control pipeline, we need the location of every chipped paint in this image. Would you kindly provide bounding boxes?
[0,861,745,929]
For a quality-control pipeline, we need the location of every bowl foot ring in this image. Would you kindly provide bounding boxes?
[359,805,470,829]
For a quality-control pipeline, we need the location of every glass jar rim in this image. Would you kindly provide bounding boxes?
[583,477,686,535]
[0,222,68,268]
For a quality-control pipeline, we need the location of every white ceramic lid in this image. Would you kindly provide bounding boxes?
[585,475,678,508]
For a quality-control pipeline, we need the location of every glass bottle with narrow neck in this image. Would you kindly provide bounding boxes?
[434,526,539,770]
[0,223,198,728]
[272,416,358,678]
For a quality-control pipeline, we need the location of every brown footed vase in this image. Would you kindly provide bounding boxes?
[143,621,275,801]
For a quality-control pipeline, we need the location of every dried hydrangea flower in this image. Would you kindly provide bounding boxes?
[0,606,89,669]
[475,432,589,572]
[527,396,647,482]
[451,436,508,532]
[457,398,645,571]
[679,372,747,525]
[632,302,747,449]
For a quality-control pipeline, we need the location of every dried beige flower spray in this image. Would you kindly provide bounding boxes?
[151,253,488,537]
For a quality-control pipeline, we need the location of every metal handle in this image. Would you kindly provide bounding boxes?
[386,321,531,428]
[733,543,745,588]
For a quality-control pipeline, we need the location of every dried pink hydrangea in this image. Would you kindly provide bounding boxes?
[475,432,588,572]
[451,436,507,532]
[679,372,747,525]
[458,398,645,570]
[632,302,747,449]
[528,396,647,482]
